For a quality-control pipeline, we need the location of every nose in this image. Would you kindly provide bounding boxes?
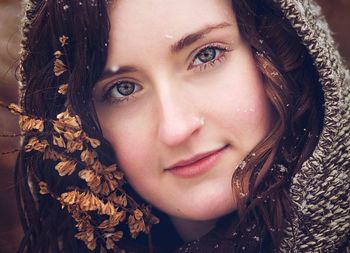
[157,88,203,147]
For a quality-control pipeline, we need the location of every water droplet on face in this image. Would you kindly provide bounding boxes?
[110,65,120,72]
[164,34,173,39]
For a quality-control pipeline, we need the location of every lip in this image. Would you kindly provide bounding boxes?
[165,145,229,178]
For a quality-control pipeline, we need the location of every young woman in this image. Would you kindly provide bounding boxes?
[9,0,349,252]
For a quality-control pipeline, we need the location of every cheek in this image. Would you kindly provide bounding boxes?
[203,65,272,148]
[100,113,155,177]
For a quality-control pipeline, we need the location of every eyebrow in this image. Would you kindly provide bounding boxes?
[99,22,233,81]
[170,22,233,54]
[99,66,138,81]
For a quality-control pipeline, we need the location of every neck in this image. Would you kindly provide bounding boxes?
[170,216,218,242]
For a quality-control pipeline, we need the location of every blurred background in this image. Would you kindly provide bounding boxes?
[0,1,349,252]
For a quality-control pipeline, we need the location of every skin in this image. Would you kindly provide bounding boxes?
[93,0,274,241]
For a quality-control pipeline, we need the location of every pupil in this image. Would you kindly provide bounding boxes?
[117,82,135,96]
[199,48,216,62]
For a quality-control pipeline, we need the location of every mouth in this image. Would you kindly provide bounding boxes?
[165,145,229,178]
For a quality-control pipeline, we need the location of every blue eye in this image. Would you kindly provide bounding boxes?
[190,45,230,70]
[194,48,218,65]
[105,81,142,103]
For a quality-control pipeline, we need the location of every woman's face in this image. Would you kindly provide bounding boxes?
[94,0,273,225]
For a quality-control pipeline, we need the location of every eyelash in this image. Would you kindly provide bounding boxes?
[102,81,140,104]
[103,43,231,104]
[188,43,231,71]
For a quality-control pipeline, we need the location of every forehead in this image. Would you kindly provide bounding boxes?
[107,0,235,53]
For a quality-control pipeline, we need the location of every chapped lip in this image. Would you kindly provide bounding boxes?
[165,145,229,170]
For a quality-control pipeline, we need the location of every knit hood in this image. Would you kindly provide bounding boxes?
[275,0,350,252]
[18,0,349,252]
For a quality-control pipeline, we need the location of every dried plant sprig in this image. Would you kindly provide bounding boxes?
[59,35,69,47]
[0,36,159,252]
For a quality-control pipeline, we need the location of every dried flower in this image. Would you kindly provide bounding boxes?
[92,160,104,174]
[88,176,102,193]
[60,190,81,205]
[75,227,96,250]
[78,169,102,193]
[134,209,143,220]
[66,139,84,153]
[8,103,22,114]
[54,50,63,58]
[24,137,48,152]
[101,201,116,216]
[128,213,146,238]
[56,109,81,129]
[87,137,101,148]
[54,58,67,76]
[81,149,96,165]
[109,211,126,226]
[55,159,77,176]
[38,181,49,195]
[105,231,123,250]
[53,134,66,148]
[115,194,128,207]
[59,35,69,47]
[79,192,103,212]
[58,83,69,95]
[19,115,44,132]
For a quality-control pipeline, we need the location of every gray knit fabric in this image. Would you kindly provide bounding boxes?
[275,0,350,252]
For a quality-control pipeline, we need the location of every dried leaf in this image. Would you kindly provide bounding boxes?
[128,213,146,238]
[38,181,49,195]
[59,35,69,47]
[53,134,66,148]
[104,164,117,173]
[134,209,143,221]
[116,194,128,207]
[54,59,67,76]
[79,169,95,183]
[101,201,115,216]
[8,103,22,114]
[58,83,69,95]
[54,50,63,58]
[81,149,96,165]
[24,137,48,152]
[66,140,83,153]
[87,137,101,148]
[60,190,80,205]
[55,160,77,176]
[109,211,126,226]
[19,115,44,132]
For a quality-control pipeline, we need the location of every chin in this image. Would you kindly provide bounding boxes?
[167,197,237,221]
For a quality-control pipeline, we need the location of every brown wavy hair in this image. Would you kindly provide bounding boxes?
[16,0,324,252]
